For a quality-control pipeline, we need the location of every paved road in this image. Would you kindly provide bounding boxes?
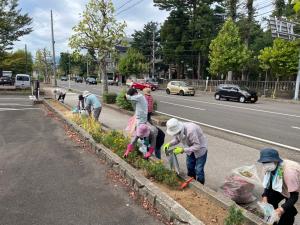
[0,96,162,225]
[59,81,300,151]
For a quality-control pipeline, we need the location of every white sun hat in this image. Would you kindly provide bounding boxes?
[166,118,184,136]
[82,90,91,98]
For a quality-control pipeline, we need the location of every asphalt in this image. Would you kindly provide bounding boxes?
[0,96,162,225]
[58,81,300,151]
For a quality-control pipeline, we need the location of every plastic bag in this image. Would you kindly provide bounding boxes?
[221,175,256,204]
[125,116,136,137]
[232,165,262,185]
[257,202,279,224]
[221,165,261,204]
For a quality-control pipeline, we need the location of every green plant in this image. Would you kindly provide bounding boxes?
[116,90,134,111]
[153,100,158,111]
[224,205,245,225]
[103,92,117,104]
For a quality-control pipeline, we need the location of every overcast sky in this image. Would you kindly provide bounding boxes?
[14,0,272,58]
[14,0,169,57]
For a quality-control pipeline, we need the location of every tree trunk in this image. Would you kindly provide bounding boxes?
[272,77,279,99]
[197,53,201,80]
[100,59,108,95]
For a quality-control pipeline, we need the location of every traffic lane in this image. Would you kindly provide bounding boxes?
[152,92,300,118]
[0,104,162,225]
[0,96,38,111]
[157,101,300,150]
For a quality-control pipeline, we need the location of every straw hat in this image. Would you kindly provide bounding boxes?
[143,88,151,95]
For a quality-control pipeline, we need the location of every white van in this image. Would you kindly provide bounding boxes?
[15,74,31,88]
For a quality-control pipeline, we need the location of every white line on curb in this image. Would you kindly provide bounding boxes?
[160,101,206,111]
[292,126,300,130]
[154,94,300,118]
[157,111,300,152]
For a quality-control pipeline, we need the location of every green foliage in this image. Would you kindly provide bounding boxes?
[258,39,299,78]
[34,48,52,83]
[0,49,33,74]
[116,90,134,111]
[224,205,245,225]
[0,0,32,56]
[118,48,148,77]
[209,18,251,76]
[69,0,126,94]
[103,92,117,104]
[153,100,158,111]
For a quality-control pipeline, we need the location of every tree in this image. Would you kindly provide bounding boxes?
[34,48,52,83]
[69,0,126,95]
[226,0,239,21]
[0,0,32,57]
[274,0,285,17]
[118,48,148,77]
[209,18,251,78]
[258,39,299,79]
[0,49,32,74]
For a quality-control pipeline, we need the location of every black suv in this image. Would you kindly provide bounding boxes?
[75,76,83,83]
[215,84,258,103]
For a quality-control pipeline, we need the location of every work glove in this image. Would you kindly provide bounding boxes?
[144,147,154,159]
[123,144,134,158]
[173,147,184,155]
[163,143,170,152]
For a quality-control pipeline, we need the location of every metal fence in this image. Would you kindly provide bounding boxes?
[160,79,297,98]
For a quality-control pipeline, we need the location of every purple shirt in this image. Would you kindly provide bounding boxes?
[170,122,208,158]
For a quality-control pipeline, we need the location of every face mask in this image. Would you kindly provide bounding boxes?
[262,162,277,172]
[176,129,186,141]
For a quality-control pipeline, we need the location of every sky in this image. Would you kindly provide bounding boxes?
[14,0,273,58]
[14,0,169,57]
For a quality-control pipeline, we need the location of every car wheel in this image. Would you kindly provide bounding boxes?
[191,94,195,96]
[215,94,221,100]
[166,89,170,95]
[239,96,246,103]
[179,90,184,96]
[251,99,257,103]
[151,87,156,91]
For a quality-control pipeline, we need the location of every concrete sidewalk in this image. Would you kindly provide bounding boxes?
[45,88,300,224]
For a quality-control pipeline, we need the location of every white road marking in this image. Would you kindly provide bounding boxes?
[154,94,300,118]
[0,103,33,106]
[160,101,206,111]
[0,108,41,112]
[292,126,300,130]
[0,98,28,100]
[157,111,300,152]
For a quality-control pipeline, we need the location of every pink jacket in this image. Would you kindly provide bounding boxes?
[144,94,154,113]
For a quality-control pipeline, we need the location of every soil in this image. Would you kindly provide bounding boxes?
[47,99,229,225]
[154,182,227,225]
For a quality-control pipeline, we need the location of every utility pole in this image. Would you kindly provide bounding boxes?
[50,10,57,87]
[295,55,300,100]
[152,27,155,79]
[25,44,28,74]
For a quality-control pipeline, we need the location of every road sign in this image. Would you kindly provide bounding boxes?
[269,16,300,40]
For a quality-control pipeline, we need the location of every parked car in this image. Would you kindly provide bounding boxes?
[75,76,83,83]
[60,76,68,81]
[214,84,258,103]
[15,74,31,88]
[86,77,97,85]
[0,76,14,85]
[131,81,157,91]
[166,81,195,96]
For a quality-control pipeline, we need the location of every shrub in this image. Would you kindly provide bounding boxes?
[224,205,245,225]
[153,100,158,111]
[116,90,134,111]
[103,92,117,104]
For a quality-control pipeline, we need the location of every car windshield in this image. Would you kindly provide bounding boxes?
[240,86,250,91]
[178,82,188,87]
[89,78,96,81]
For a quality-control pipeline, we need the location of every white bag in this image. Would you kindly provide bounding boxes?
[232,165,262,185]
[257,202,279,224]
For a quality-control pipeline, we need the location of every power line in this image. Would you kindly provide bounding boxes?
[116,0,145,16]
[116,0,135,11]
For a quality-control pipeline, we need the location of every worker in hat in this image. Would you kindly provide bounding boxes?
[124,123,165,159]
[163,118,208,184]
[82,90,102,121]
[54,88,67,103]
[143,88,154,123]
[125,88,148,125]
[258,148,300,225]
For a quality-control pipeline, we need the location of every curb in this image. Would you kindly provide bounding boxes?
[42,99,205,225]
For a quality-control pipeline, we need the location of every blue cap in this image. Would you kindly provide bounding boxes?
[258,148,283,163]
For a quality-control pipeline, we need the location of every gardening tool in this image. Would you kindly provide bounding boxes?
[165,148,180,175]
[179,177,194,190]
